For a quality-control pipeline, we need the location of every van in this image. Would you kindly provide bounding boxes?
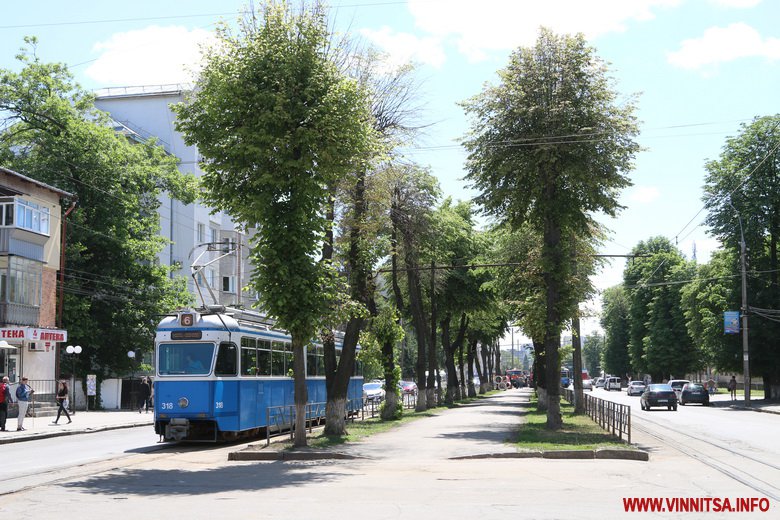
[604,376,621,391]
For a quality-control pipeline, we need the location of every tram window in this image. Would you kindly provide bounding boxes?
[241,346,257,376]
[316,350,325,376]
[284,342,293,374]
[257,340,271,376]
[158,342,214,375]
[215,342,237,376]
[271,341,285,376]
[306,346,317,376]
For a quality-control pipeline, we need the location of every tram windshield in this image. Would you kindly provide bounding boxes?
[158,342,214,375]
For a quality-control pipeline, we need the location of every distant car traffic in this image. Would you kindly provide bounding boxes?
[679,382,709,406]
[667,379,691,400]
[640,384,678,411]
[604,376,621,391]
[398,380,418,395]
[594,377,606,389]
[627,380,646,396]
[568,379,593,391]
[362,382,385,402]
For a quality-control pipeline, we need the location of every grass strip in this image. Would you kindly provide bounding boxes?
[517,397,633,451]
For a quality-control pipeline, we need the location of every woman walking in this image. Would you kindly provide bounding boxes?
[52,381,71,425]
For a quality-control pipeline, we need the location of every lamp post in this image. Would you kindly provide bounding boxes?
[65,345,81,414]
[127,350,137,411]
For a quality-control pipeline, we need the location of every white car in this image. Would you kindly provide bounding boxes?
[604,377,621,391]
[627,380,646,396]
[569,379,593,391]
[667,379,691,399]
[362,382,385,402]
[594,377,606,388]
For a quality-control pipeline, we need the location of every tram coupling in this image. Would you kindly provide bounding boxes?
[165,418,190,442]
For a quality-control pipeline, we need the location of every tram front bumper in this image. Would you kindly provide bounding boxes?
[165,418,190,441]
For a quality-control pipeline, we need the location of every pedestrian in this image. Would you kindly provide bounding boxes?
[15,376,33,431]
[52,381,72,425]
[138,376,152,413]
[0,376,13,431]
[728,375,737,400]
[707,377,716,396]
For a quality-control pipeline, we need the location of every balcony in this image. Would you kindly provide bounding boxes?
[0,302,40,326]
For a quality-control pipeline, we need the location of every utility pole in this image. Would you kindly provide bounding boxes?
[730,201,750,405]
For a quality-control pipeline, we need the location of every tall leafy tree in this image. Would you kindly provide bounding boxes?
[680,249,741,374]
[600,285,631,377]
[623,237,695,380]
[703,115,780,398]
[582,332,604,378]
[461,28,639,429]
[0,39,198,392]
[173,2,376,446]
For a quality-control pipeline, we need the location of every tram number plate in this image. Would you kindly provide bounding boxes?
[161,402,174,410]
[215,401,224,409]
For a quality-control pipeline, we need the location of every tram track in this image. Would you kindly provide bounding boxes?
[632,414,780,501]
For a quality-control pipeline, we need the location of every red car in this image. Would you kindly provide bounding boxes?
[399,380,418,395]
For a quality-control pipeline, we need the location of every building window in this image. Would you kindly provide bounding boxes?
[209,227,218,244]
[222,276,235,293]
[197,222,205,243]
[0,199,49,236]
[0,256,42,306]
[206,269,216,288]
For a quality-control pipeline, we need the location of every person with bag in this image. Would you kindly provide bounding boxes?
[15,376,33,431]
[52,381,71,425]
[0,376,13,431]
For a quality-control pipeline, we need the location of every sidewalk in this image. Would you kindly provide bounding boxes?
[0,409,154,444]
[708,392,780,414]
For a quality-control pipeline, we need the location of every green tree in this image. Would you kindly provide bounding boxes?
[703,115,780,398]
[582,332,604,378]
[680,250,741,374]
[0,39,198,388]
[624,237,695,381]
[461,28,639,429]
[173,2,376,446]
[600,285,631,377]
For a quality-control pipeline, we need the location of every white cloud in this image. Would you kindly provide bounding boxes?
[406,0,681,62]
[628,185,661,204]
[360,26,446,69]
[86,26,216,86]
[667,23,780,70]
[709,0,762,8]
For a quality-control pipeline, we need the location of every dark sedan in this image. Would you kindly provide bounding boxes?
[679,382,709,406]
[640,383,678,411]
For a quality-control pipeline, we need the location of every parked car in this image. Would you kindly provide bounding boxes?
[398,380,418,395]
[568,379,593,391]
[640,383,678,411]
[668,379,691,399]
[679,382,709,406]
[604,376,622,391]
[362,382,385,402]
[627,380,646,396]
[594,377,606,389]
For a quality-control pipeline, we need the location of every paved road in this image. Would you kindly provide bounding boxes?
[0,389,776,519]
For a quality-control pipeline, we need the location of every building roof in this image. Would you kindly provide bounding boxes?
[0,166,75,199]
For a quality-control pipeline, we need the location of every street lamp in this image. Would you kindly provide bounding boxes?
[65,345,82,414]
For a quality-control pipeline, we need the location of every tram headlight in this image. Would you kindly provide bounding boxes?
[178,397,190,408]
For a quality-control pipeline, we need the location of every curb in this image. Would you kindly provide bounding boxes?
[0,422,153,445]
[451,449,648,462]
[228,450,361,461]
[728,404,780,416]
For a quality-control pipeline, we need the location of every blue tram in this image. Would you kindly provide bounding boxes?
[154,306,363,441]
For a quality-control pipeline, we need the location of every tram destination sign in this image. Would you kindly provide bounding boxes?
[171,330,203,340]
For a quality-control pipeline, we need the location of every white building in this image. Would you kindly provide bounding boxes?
[94,86,256,309]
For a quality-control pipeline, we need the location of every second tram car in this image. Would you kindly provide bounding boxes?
[154,306,363,441]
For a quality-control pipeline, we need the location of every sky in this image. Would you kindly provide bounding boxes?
[3,0,780,341]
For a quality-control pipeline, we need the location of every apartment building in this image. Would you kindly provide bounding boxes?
[94,86,256,309]
[0,166,72,383]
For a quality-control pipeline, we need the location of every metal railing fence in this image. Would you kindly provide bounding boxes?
[562,387,631,444]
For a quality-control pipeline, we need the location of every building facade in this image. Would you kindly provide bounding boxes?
[0,166,72,383]
[94,86,256,310]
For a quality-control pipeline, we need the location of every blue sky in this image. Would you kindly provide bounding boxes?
[3,0,780,337]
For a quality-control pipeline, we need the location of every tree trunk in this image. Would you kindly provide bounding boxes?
[458,333,466,398]
[324,316,363,435]
[543,214,563,430]
[381,338,399,420]
[475,342,486,394]
[291,334,308,447]
[427,261,437,408]
[467,339,477,397]
[534,339,547,410]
